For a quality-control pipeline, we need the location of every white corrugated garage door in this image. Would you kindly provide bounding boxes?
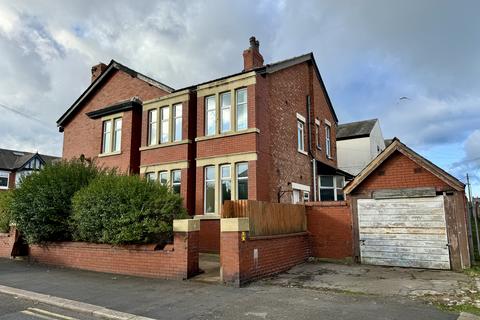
[358,196,451,269]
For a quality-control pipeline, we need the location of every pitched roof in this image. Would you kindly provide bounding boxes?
[0,148,60,171]
[343,138,465,194]
[384,138,394,147]
[336,119,378,140]
[56,60,174,127]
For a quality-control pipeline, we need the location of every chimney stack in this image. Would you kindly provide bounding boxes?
[243,36,264,71]
[91,62,108,83]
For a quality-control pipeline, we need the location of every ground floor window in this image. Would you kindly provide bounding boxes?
[144,169,182,194]
[15,170,33,187]
[171,170,181,194]
[205,166,216,214]
[0,171,9,189]
[319,175,345,201]
[236,162,248,200]
[220,164,231,204]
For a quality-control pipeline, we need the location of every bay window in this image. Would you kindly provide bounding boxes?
[145,172,156,182]
[160,107,169,143]
[220,164,231,204]
[102,120,112,154]
[171,170,181,194]
[236,88,247,131]
[113,118,122,152]
[206,96,216,136]
[148,109,157,146]
[173,104,182,141]
[205,166,216,214]
[236,162,248,200]
[220,92,231,133]
[159,171,168,185]
[102,117,122,154]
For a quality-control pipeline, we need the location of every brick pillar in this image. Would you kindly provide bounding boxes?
[173,219,200,278]
[220,218,250,287]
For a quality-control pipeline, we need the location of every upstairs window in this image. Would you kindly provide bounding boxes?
[160,107,170,143]
[236,88,248,131]
[205,96,216,136]
[173,104,182,142]
[220,92,231,133]
[315,119,321,150]
[148,109,157,146]
[325,124,331,158]
[297,120,305,152]
[319,175,344,201]
[102,117,122,154]
[171,170,181,194]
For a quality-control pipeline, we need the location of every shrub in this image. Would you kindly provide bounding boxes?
[0,192,13,233]
[71,174,188,245]
[11,159,102,243]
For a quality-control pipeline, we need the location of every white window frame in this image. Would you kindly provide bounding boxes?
[102,119,112,154]
[147,109,158,146]
[173,104,182,142]
[101,116,122,154]
[297,120,305,153]
[315,118,321,150]
[205,95,216,136]
[204,166,216,214]
[220,92,232,133]
[160,106,170,144]
[220,164,232,204]
[0,171,9,190]
[112,118,122,152]
[303,191,310,202]
[235,162,249,200]
[145,172,156,182]
[236,88,248,131]
[318,175,345,201]
[158,171,169,185]
[325,122,331,158]
[171,169,181,194]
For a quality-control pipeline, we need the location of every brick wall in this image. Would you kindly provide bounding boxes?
[306,201,353,259]
[62,69,169,173]
[0,228,16,258]
[29,230,199,280]
[199,219,220,253]
[355,151,450,193]
[221,230,309,286]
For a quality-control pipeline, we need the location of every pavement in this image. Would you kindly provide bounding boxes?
[0,258,469,320]
[261,261,480,307]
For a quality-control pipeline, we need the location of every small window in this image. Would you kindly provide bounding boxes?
[220,164,231,204]
[315,122,321,149]
[204,166,216,213]
[148,109,157,146]
[173,104,182,142]
[102,120,112,154]
[236,88,248,131]
[303,191,310,202]
[158,171,168,185]
[113,118,122,152]
[236,162,248,200]
[171,170,181,194]
[297,120,305,152]
[319,175,344,201]
[160,107,170,143]
[0,171,9,189]
[325,124,331,158]
[205,96,216,136]
[220,92,231,133]
[145,172,156,181]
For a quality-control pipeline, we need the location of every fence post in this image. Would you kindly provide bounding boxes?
[220,218,250,287]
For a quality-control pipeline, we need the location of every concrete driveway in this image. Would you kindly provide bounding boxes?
[261,261,480,308]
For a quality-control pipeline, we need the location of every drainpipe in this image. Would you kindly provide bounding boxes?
[306,95,316,201]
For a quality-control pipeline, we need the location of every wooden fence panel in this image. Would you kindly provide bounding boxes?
[222,200,306,236]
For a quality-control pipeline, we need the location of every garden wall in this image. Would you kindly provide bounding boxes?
[0,228,17,258]
[28,219,200,280]
[306,201,353,259]
[220,218,309,287]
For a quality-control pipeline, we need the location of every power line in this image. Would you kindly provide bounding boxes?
[0,102,57,133]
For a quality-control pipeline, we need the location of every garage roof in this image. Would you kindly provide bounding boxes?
[344,138,465,194]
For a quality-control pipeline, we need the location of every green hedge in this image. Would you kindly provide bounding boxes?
[71,174,188,245]
[11,160,101,243]
[0,192,12,233]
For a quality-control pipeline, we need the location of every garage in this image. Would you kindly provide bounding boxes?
[344,138,471,271]
[358,196,450,269]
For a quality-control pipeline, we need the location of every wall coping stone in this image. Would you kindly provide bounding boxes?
[173,219,200,232]
[221,218,250,232]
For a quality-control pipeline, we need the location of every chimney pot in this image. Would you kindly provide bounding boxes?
[243,36,264,71]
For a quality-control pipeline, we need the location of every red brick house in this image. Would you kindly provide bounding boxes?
[57,37,349,232]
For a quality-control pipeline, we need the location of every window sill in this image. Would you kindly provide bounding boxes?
[297,149,308,156]
[98,151,121,158]
[193,214,221,220]
[140,139,191,151]
[195,128,260,142]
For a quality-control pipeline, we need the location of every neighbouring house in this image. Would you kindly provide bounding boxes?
[344,138,470,270]
[336,119,386,176]
[0,148,60,191]
[57,37,351,253]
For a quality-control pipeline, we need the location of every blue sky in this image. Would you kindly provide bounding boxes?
[0,0,478,196]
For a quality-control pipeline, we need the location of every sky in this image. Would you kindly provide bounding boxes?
[0,0,478,196]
